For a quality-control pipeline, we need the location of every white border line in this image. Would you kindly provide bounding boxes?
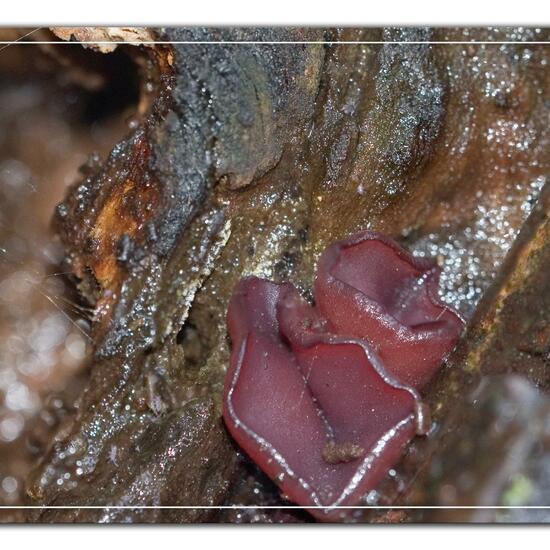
[2,505,550,510]
[0,33,548,514]
[2,40,550,45]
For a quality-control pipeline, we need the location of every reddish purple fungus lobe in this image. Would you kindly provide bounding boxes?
[315,232,464,388]
[223,231,464,521]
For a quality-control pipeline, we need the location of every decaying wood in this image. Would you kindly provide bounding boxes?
[24,27,550,522]
[51,27,156,53]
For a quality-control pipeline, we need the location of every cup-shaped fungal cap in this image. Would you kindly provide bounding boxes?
[224,277,421,521]
[315,231,464,388]
[222,231,464,521]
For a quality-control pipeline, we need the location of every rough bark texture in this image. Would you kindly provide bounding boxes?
[24,27,550,522]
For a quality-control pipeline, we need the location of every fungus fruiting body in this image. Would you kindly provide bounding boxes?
[223,231,464,521]
[315,232,464,388]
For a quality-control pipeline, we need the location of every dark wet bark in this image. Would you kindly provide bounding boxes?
[396,181,550,523]
[25,27,550,522]
[412,374,550,523]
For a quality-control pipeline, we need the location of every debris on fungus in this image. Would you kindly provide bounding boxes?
[222,231,464,521]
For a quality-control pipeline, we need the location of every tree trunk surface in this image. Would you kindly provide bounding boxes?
[22,27,550,523]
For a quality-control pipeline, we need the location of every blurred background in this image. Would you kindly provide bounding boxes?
[0,28,139,520]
